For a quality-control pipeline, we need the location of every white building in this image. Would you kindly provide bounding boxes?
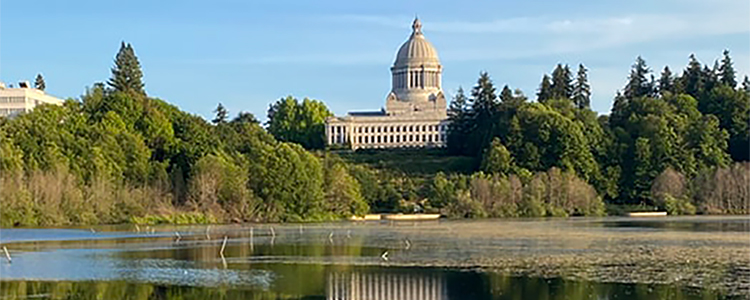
[326,18,449,150]
[0,81,64,118]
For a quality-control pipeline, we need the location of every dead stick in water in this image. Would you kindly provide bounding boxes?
[270,227,275,238]
[3,246,10,263]
[220,236,228,257]
[205,225,211,240]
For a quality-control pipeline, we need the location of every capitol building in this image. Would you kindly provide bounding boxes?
[325,18,449,150]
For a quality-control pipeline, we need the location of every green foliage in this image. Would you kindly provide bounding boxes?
[322,154,369,217]
[266,96,332,150]
[435,168,604,219]
[550,64,573,99]
[624,56,655,99]
[572,64,590,109]
[107,41,145,95]
[536,74,552,103]
[130,212,217,225]
[481,138,514,175]
[212,103,228,125]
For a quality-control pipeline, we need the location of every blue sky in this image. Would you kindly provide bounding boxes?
[2,0,748,122]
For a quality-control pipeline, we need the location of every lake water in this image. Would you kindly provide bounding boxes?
[1,216,748,299]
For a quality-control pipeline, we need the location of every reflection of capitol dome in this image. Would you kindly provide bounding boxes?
[386,17,446,115]
[393,18,440,67]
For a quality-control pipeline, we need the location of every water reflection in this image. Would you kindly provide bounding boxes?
[1,269,738,300]
[327,270,447,300]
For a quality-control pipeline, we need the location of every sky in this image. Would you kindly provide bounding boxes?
[1,0,748,122]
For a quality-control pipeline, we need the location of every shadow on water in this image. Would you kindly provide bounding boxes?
[586,216,750,232]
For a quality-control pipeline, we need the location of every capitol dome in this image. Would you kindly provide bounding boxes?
[393,18,440,67]
[386,17,445,116]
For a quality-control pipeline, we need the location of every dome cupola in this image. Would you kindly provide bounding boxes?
[386,17,445,116]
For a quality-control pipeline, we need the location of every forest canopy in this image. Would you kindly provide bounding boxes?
[1,43,747,226]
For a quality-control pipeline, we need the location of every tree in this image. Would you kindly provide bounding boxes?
[550,64,572,99]
[447,87,470,155]
[572,64,591,109]
[266,96,332,150]
[212,103,228,125]
[481,138,514,175]
[34,73,46,91]
[682,54,703,98]
[499,85,513,103]
[537,74,552,103]
[718,49,736,88]
[468,72,499,155]
[743,76,750,94]
[624,56,653,99]
[658,66,673,96]
[231,111,258,124]
[107,42,145,95]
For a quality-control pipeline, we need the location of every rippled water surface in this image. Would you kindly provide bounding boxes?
[1,216,748,299]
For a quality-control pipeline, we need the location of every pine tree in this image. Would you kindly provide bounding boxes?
[624,56,653,99]
[448,87,468,121]
[718,49,737,88]
[108,41,145,95]
[499,85,513,103]
[213,103,228,124]
[658,66,673,96]
[34,73,46,91]
[447,87,469,155]
[572,63,591,109]
[742,76,750,94]
[550,64,572,99]
[703,62,718,94]
[682,54,703,98]
[537,74,552,103]
[471,72,498,116]
[469,72,499,155]
[231,111,258,124]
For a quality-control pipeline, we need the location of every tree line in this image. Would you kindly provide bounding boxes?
[446,50,748,214]
[1,42,747,226]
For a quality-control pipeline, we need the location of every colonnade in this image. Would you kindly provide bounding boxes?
[327,122,447,150]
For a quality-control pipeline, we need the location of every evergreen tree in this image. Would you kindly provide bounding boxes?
[469,72,499,155]
[471,72,498,115]
[107,41,145,95]
[703,62,718,94]
[682,54,703,98]
[718,49,737,88]
[624,56,653,99]
[447,87,469,155]
[742,76,750,94]
[550,64,572,99]
[34,73,46,91]
[231,111,258,124]
[213,103,228,124]
[658,66,674,96]
[537,74,552,103]
[572,63,591,109]
[499,85,513,103]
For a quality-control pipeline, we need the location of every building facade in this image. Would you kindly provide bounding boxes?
[0,81,64,117]
[325,18,449,150]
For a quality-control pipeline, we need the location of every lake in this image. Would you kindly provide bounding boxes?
[1,216,748,299]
